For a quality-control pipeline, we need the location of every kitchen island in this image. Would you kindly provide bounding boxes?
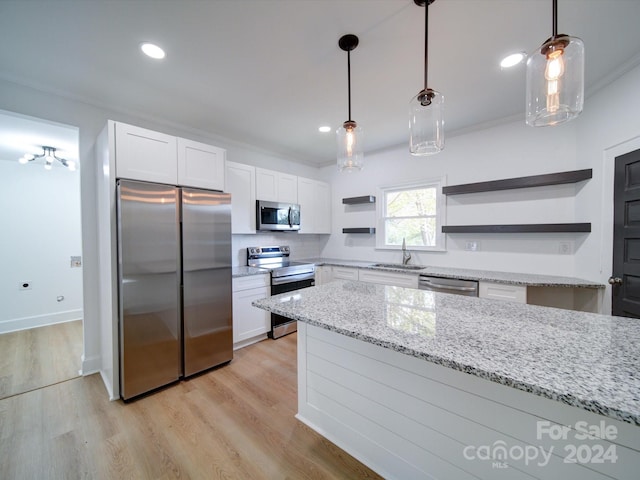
[253,281,640,480]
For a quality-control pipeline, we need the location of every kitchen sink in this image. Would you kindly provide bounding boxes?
[372,263,426,271]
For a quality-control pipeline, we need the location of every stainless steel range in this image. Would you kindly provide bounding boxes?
[247,245,315,339]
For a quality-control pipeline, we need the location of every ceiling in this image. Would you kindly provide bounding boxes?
[0,0,639,167]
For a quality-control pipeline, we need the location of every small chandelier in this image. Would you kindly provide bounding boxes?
[409,0,444,156]
[18,146,76,171]
[337,34,364,172]
[526,0,584,126]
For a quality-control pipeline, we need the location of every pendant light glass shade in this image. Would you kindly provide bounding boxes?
[410,88,444,155]
[526,0,584,127]
[410,0,443,156]
[337,120,364,172]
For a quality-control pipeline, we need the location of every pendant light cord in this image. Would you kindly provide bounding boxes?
[423,1,429,90]
[552,0,558,38]
[347,50,352,122]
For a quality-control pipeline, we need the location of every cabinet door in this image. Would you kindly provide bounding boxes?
[177,138,225,190]
[232,286,270,344]
[479,282,527,303]
[332,267,359,281]
[315,181,331,234]
[358,269,418,288]
[256,168,278,201]
[226,161,256,234]
[278,173,298,203]
[297,177,316,233]
[315,266,333,286]
[114,122,177,184]
[298,177,331,234]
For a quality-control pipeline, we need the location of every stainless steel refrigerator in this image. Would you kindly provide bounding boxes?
[117,179,232,400]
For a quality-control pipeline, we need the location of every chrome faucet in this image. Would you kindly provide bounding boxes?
[402,238,411,265]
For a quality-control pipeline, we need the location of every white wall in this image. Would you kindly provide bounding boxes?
[0,161,83,333]
[321,119,581,276]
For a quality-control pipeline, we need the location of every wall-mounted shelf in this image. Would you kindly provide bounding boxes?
[442,223,591,234]
[342,195,376,204]
[342,227,376,234]
[442,169,592,196]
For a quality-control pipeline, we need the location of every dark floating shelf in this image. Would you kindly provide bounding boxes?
[442,169,592,196]
[342,227,376,234]
[342,195,376,204]
[442,223,591,234]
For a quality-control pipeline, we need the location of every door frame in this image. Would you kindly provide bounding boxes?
[603,134,640,314]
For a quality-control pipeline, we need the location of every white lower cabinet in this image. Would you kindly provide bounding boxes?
[314,266,333,286]
[358,269,419,288]
[479,281,527,303]
[232,274,270,349]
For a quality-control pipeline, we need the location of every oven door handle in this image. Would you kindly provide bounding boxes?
[271,272,316,285]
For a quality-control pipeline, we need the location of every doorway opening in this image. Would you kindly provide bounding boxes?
[0,109,83,399]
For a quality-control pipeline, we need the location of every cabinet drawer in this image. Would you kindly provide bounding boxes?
[359,269,418,288]
[332,267,359,281]
[479,282,527,303]
[233,274,270,292]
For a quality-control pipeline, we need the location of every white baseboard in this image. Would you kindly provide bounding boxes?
[81,353,101,376]
[0,309,83,334]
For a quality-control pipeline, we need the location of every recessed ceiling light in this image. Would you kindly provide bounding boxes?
[318,126,331,133]
[500,52,526,69]
[140,42,166,60]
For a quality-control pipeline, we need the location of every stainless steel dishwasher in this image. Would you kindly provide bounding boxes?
[418,275,479,296]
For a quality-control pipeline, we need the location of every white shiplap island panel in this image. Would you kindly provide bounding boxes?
[253,281,640,480]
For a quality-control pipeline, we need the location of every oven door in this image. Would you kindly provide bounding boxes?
[256,200,300,231]
[270,272,315,338]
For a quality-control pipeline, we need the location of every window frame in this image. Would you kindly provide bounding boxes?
[375,177,446,252]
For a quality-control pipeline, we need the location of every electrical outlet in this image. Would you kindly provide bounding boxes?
[559,241,573,254]
[70,256,82,268]
[465,241,478,252]
[19,281,32,290]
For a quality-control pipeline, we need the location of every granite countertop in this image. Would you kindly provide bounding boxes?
[232,266,269,278]
[301,257,604,288]
[253,280,640,425]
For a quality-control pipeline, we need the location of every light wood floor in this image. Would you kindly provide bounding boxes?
[0,333,383,480]
[0,320,83,399]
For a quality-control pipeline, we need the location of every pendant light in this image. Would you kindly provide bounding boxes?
[409,0,444,156]
[337,34,364,172]
[526,0,584,126]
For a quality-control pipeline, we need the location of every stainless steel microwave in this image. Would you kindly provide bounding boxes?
[256,200,300,231]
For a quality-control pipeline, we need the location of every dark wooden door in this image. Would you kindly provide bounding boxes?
[612,148,640,317]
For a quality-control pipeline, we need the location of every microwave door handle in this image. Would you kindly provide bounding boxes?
[288,207,292,227]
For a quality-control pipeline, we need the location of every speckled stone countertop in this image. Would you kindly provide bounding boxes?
[253,280,640,425]
[300,257,604,288]
[232,266,269,278]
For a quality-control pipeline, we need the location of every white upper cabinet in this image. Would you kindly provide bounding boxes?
[177,138,225,191]
[114,122,177,184]
[225,161,256,234]
[113,121,226,190]
[298,176,331,234]
[278,173,298,203]
[256,167,298,203]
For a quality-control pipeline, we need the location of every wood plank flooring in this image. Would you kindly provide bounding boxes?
[0,333,383,480]
[0,320,82,399]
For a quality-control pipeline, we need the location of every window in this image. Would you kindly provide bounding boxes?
[376,179,445,251]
